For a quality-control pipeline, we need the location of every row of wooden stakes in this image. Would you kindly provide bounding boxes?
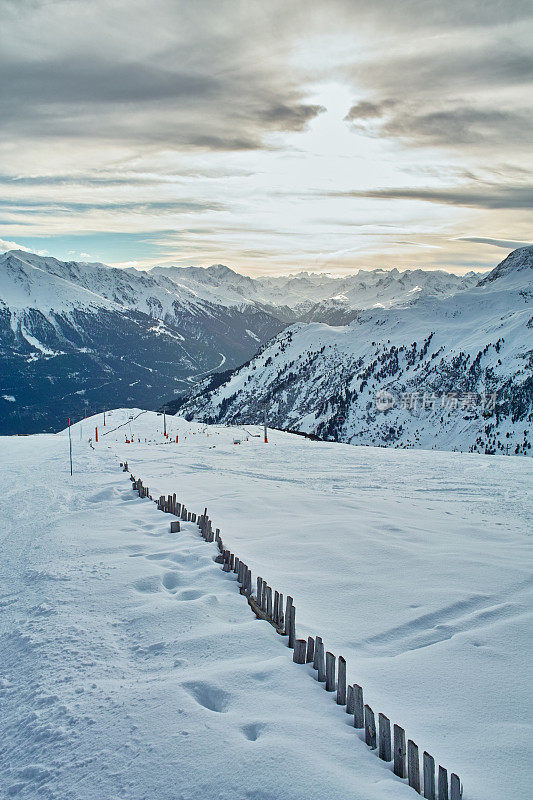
[124,465,463,800]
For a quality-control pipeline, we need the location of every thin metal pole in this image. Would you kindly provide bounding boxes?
[263,404,268,443]
[68,417,73,476]
[164,410,167,436]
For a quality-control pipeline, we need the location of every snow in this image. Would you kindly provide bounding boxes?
[1,409,530,800]
[181,249,532,456]
[20,326,62,356]
[1,250,479,321]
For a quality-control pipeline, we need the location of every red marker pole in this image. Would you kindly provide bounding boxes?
[95,426,98,443]
[68,417,73,475]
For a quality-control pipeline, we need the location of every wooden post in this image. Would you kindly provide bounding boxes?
[353,684,364,728]
[364,705,376,749]
[273,590,279,624]
[313,636,321,669]
[393,724,406,778]
[423,752,435,799]
[346,684,354,715]
[284,596,293,636]
[378,713,392,762]
[450,774,461,800]
[234,556,239,574]
[170,521,180,533]
[229,553,235,571]
[293,639,306,664]
[337,656,346,705]
[261,582,267,612]
[266,586,273,619]
[408,740,421,793]
[316,638,326,682]
[277,593,284,629]
[306,636,315,663]
[257,577,263,602]
[438,766,448,800]
[325,651,335,691]
[288,605,296,649]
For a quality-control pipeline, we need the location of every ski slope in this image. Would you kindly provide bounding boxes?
[1,409,531,800]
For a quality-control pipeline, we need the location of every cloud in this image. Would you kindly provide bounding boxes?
[0,0,531,273]
[328,184,533,210]
[344,101,391,121]
[0,199,223,214]
[454,236,533,249]
[0,237,32,252]
[375,106,533,148]
[0,1,325,152]
[343,29,533,150]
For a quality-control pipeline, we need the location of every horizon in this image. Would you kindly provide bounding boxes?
[3,245,501,278]
[1,1,532,275]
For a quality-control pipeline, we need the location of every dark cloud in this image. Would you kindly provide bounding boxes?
[0,0,325,151]
[344,35,533,150]
[345,101,389,121]
[380,106,533,147]
[328,184,533,210]
[455,236,533,249]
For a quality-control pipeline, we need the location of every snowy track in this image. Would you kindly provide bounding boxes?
[1,432,417,800]
[1,410,531,800]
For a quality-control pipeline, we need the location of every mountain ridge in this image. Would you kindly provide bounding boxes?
[174,246,533,457]
[0,246,526,438]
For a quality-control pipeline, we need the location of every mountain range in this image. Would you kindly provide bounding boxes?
[174,247,533,457]
[0,249,478,434]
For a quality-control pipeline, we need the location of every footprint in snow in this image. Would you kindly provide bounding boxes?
[162,572,181,591]
[181,681,232,713]
[241,722,266,741]
[175,588,204,601]
[132,576,161,594]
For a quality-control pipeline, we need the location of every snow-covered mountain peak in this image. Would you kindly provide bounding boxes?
[176,246,532,457]
[477,245,533,286]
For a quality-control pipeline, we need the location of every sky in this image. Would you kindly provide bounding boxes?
[1,0,532,275]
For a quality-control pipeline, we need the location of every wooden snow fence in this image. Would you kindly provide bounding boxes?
[126,467,463,800]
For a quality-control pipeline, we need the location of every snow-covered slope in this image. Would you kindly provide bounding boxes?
[3,411,529,798]
[177,247,533,456]
[0,251,286,434]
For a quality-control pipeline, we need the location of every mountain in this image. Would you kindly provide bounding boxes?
[0,250,479,435]
[0,251,286,434]
[150,262,478,323]
[175,247,533,457]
